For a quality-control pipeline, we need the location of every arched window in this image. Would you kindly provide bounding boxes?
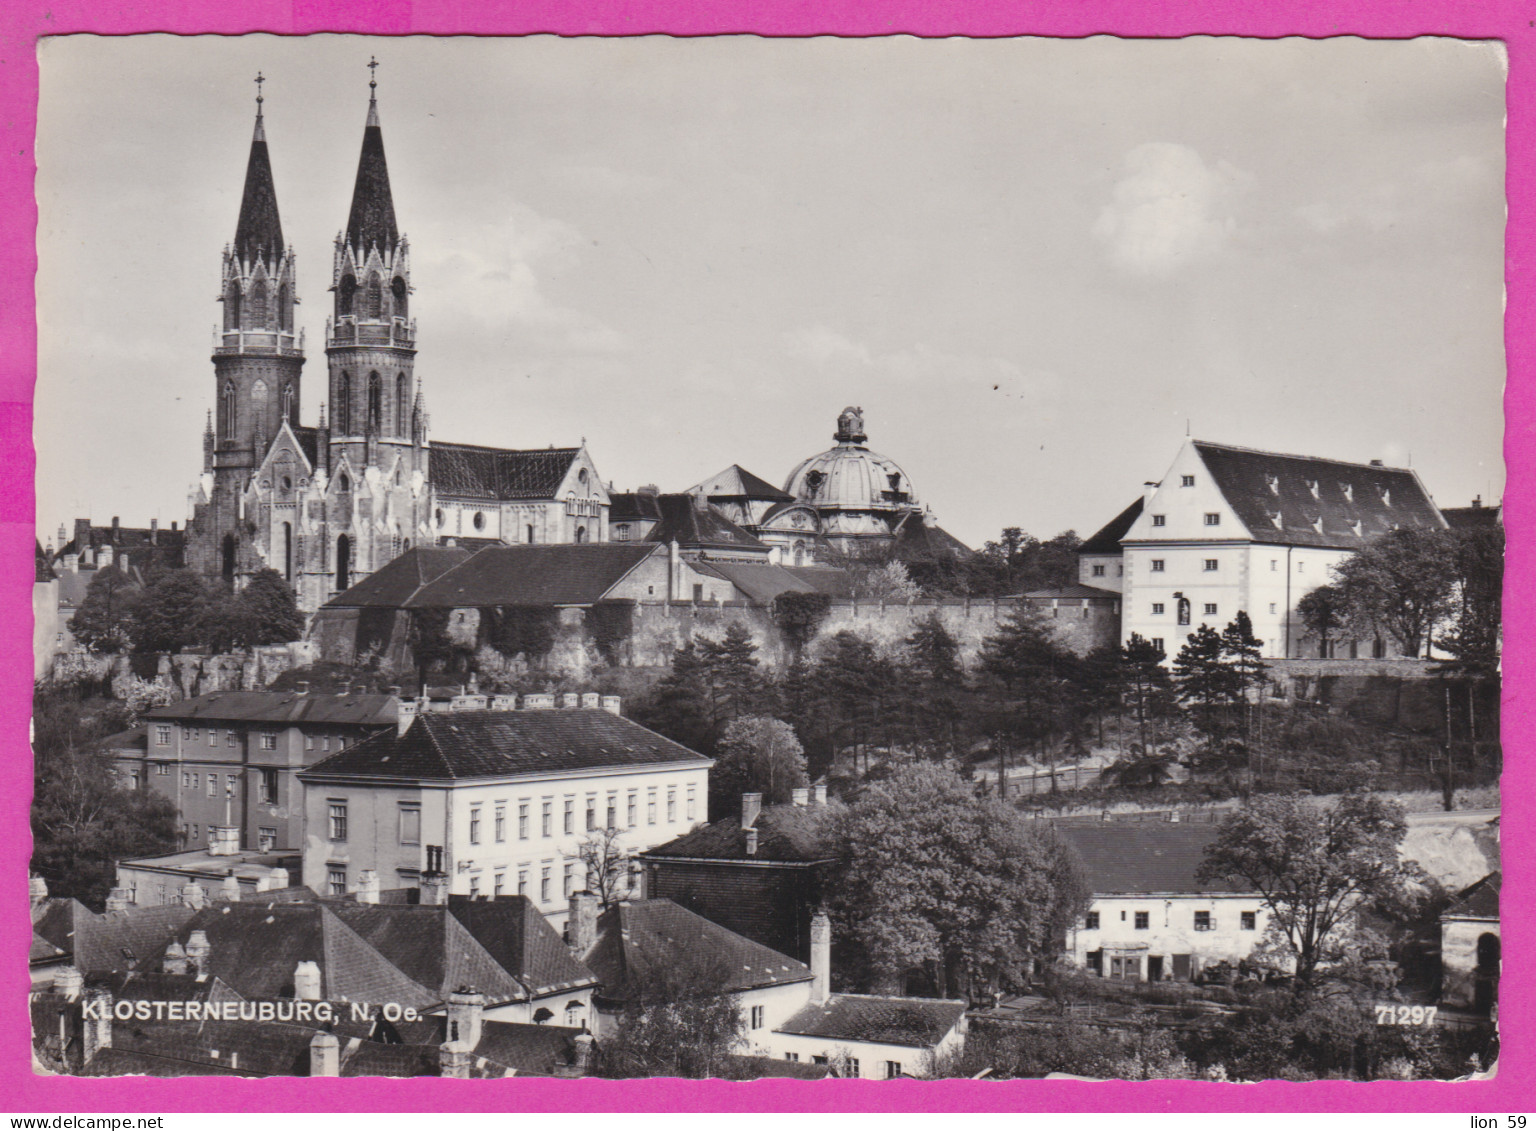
[278,283,291,332]
[281,522,293,581]
[337,472,350,492]
[280,384,295,425]
[365,273,382,320]
[367,372,382,434]
[526,524,535,544]
[221,534,237,583]
[251,379,268,427]
[391,276,408,320]
[338,274,356,317]
[249,280,269,327]
[336,373,351,434]
[336,534,351,591]
[222,381,236,441]
[224,281,242,331]
[574,525,587,544]
[396,373,408,436]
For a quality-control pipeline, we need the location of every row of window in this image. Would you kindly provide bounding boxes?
[175,768,282,803]
[181,823,278,850]
[1149,512,1222,528]
[155,724,353,754]
[1084,910,1257,931]
[323,857,640,906]
[779,1054,900,1078]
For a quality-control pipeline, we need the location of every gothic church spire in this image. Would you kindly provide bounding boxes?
[345,58,399,257]
[233,73,284,266]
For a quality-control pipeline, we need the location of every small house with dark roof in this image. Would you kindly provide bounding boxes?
[1054,818,1271,983]
[641,788,838,963]
[1440,871,1499,1014]
[297,702,712,926]
[608,487,771,562]
[429,440,610,549]
[1105,438,1448,661]
[134,688,400,853]
[768,993,968,1079]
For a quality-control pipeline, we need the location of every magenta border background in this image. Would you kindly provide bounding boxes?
[1,2,1528,1113]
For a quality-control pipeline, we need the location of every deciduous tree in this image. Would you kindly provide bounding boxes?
[1333,528,1458,659]
[69,566,141,653]
[240,567,307,644]
[710,715,809,810]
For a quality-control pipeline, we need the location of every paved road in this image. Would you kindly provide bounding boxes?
[1404,807,1499,826]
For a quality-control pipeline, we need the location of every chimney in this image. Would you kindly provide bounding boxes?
[523,693,555,710]
[185,930,211,976]
[309,1031,340,1077]
[208,825,241,857]
[791,787,809,807]
[149,517,158,544]
[568,891,599,956]
[111,516,120,533]
[162,941,189,976]
[29,875,48,906]
[1370,459,1384,467]
[572,1030,595,1074]
[82,988,113,1064]
[180,882,207,910]
[810,912,831,1005]
[600,696,621,716]
[355,869,380,905]
[294,960,322,1001]
[104,886,132,912]
[745,828,759,856]
[581,692,599,709]
[561,692,579,709]
[396,697,418,736]
[1168,811,1180,824]
[439,1041,472,1079]
[490,694,517,711]
[294,681,309,696]
[447,985,485,1051]
[468,672,479,695]
[171,521,178,532]
[220,873,241,902]
[53,966,84,1000]
[741,792,762,831]
[420,869,450,907]
[813,782,827,807]
[264,867,290,891]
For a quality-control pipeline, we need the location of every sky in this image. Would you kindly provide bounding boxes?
[34,34,1507,551]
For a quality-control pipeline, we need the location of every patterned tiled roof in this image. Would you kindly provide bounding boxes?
[1442,871,1500,920]
[581,898,812,999]
[147,690,398,727]
[233,112,284,265]
[1080,497,1144,555]
[1052,821,1248,895]
[403,544,658,608]
[1188,441,1446,550]
[430,443,579,501]
[775,993,967,1049]
[642,803,837,864]
[301,709,710,782]
[345,100,398,256]
[323,546,472,609]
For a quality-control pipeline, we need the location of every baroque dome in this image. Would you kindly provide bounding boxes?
[783,407,920,513]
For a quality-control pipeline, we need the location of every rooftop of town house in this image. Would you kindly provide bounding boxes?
[319,545,473,608]
[115,847,300,881]
[641,800,838,865]
[145,689,400,727]
[300,707,711,782]
[1051,820,1251,896]
[774,993,968,1049]
[1442,871,1500,921]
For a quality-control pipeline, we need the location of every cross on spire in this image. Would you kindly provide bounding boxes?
[368,56,378,95]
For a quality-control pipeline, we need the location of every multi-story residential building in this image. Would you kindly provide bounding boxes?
[1081,438,1447,660]
[136,689,400,852]
[296,699,711,928]
[1055,818,1273,983]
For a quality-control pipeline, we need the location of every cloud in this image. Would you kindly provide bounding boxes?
[417,202,627,355]
[781,325,1060,398]
[1092,142,1249,277]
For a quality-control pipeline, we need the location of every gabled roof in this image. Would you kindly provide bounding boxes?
[430,442,580,501]
[233,108,284,265]
[301,709,711,783]
[581,898,812,999]
[890,512,973,560]
[146,690,398,727]
[1080,498,1144,555]
[642,803,837,865]
[73,904,199,977]
[608,492,767,552]
[32,898,93,959]
[323,547,472,609]
[322,904,530,1005]
[1442,871,1500,921]
[690,465,795,502]
[1442,503,1502,531]
[688,561,827,604]
[1188,441,1446,550]
[775,994,968,1050]
[403,544,658,608]
[446,897,596,996]
[1052,821,1249,895]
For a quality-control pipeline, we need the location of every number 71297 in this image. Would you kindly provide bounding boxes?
[1375,1004,1436,1026]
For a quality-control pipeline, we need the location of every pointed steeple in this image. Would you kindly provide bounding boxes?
[345,58,399,257]
[233,73,284,266]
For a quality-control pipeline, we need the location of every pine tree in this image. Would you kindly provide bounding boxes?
[774,655,832,778]
[1172,624,1235,743]
[978,607,1075,765]
[903,612,965,757]
[697,622,764,725]
[1118,634,1175,756]
[640,640,716,754]
[1220,611,1268,742]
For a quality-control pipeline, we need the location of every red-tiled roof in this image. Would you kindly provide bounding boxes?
[1442,871,1500,920]
[430,443,579,501]
[775,993,967,1049]
[1052,821,1249,895]
[1189,441,1446,550]
[582,898,812,998]
[642,803,837,864]
[147,690,398,727]
[301,709,710,782]
[324,547,472,609]
[1080,498,1144,555]
[403,544,658,608]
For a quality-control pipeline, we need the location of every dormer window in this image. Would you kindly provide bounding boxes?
[1265,473,1279,494]
[1311,516,1324,534]
[1270,512,1284,530]
[1349,519,1363,536]
[1306,479,1320,499]
[1378,486,1392,507]
[1341,483,1353,502]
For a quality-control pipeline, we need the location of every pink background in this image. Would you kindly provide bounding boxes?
[2,1,1528,1112]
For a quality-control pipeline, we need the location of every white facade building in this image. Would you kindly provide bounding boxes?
[297,700,711,929]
